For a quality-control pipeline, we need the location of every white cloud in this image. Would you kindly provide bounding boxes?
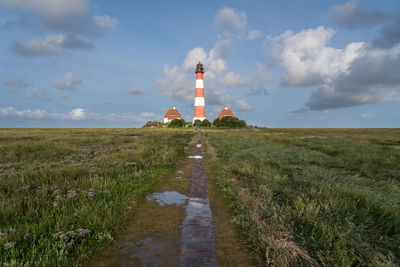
[234,98,252,111]
[182,47,208,72]
[120,87,144,95]
[3,77,31,91]
[156,39,252,111]
[93,15,119,30]
[265,26,364,86]
[54,72,82,90]
[182,40,232,74]
[156,64,193,101]
[247,30,262,40]
[22,88,49,100]
[306,45,400,110]
[0,0,89,19]
[214,7,247,31]
[266,26,400,110]
[218,72,252,87]
[0,106,157,124]
[139,112,156,119]
[12,34,92,56]
[206,89,252,111]
[157,39,232,101]
[0,107,49,120]
[68,108,86,120]
[361,113,375,119]
[2,1,118,57]
[254,63,271,83]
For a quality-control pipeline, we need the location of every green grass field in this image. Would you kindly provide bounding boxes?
[0,128,194,266]
[204,128,400,266]
[1,128,399,266]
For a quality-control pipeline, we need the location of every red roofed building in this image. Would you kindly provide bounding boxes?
[218,106,235,119]
[164,107,182,123]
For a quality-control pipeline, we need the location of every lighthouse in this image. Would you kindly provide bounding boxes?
[193,62,206,123]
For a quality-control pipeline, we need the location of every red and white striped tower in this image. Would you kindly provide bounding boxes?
[193,62,206,123]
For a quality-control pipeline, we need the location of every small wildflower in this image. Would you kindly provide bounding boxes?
[53,231,68,240]
[53,231,63,238]
[52,202,58,207]
[67,190,77,199]
[67,239,75,247]
[84,188,95,198]
[83,149,92,154]
[75,228,91,237]
[17,185,30,192]
[36,186,49,195]
[4,242,15,250]
[9,227,16,233]
[0,232,5,239]
[66,231,76,237]
[52,189,61,196]
[124,162,137,167]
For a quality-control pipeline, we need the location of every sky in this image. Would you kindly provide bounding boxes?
[1,0,399,128]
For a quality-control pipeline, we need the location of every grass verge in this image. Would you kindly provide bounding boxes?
[0,128,194,266]
[203,128,400,266]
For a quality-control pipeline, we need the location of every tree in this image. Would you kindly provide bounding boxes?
[200,119,211,127]
[168,118,185,128]
[194,119,211,128]
[193,120,202,127]
[212,117,246,128]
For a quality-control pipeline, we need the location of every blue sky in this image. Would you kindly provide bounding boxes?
[1,0,399,127]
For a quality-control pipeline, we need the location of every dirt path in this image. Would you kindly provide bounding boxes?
[180,134,219,266]
[85,133,253,266]
[85,141,194,266]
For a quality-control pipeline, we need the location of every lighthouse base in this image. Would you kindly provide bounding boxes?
[193,117,207,123]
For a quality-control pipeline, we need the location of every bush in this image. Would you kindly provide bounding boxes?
[194,119,211,128]
[213,116,246,128]
[142,121,161,128]
[168,118,185,128]
[201,119,212,127]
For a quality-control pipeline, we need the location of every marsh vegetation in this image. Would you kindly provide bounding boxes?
[0,128,193,266]
[1,127,399,266]
[204,128,400,266]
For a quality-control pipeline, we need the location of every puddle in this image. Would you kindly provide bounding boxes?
[188,155,202,159]
[176,170,184,179]
[116,236,179,266]
[146,191,188,206]
[196,144,202,148]
[126,237,164,265]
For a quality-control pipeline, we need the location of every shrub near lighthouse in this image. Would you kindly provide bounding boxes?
[193,62,206,123]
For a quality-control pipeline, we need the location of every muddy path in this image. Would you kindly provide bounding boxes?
[180,134,219,266]
[86,142,193,266]
[85,133,253,267]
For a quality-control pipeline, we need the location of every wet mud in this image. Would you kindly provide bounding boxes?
[180,134,219,267]
[85,155,193,267]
